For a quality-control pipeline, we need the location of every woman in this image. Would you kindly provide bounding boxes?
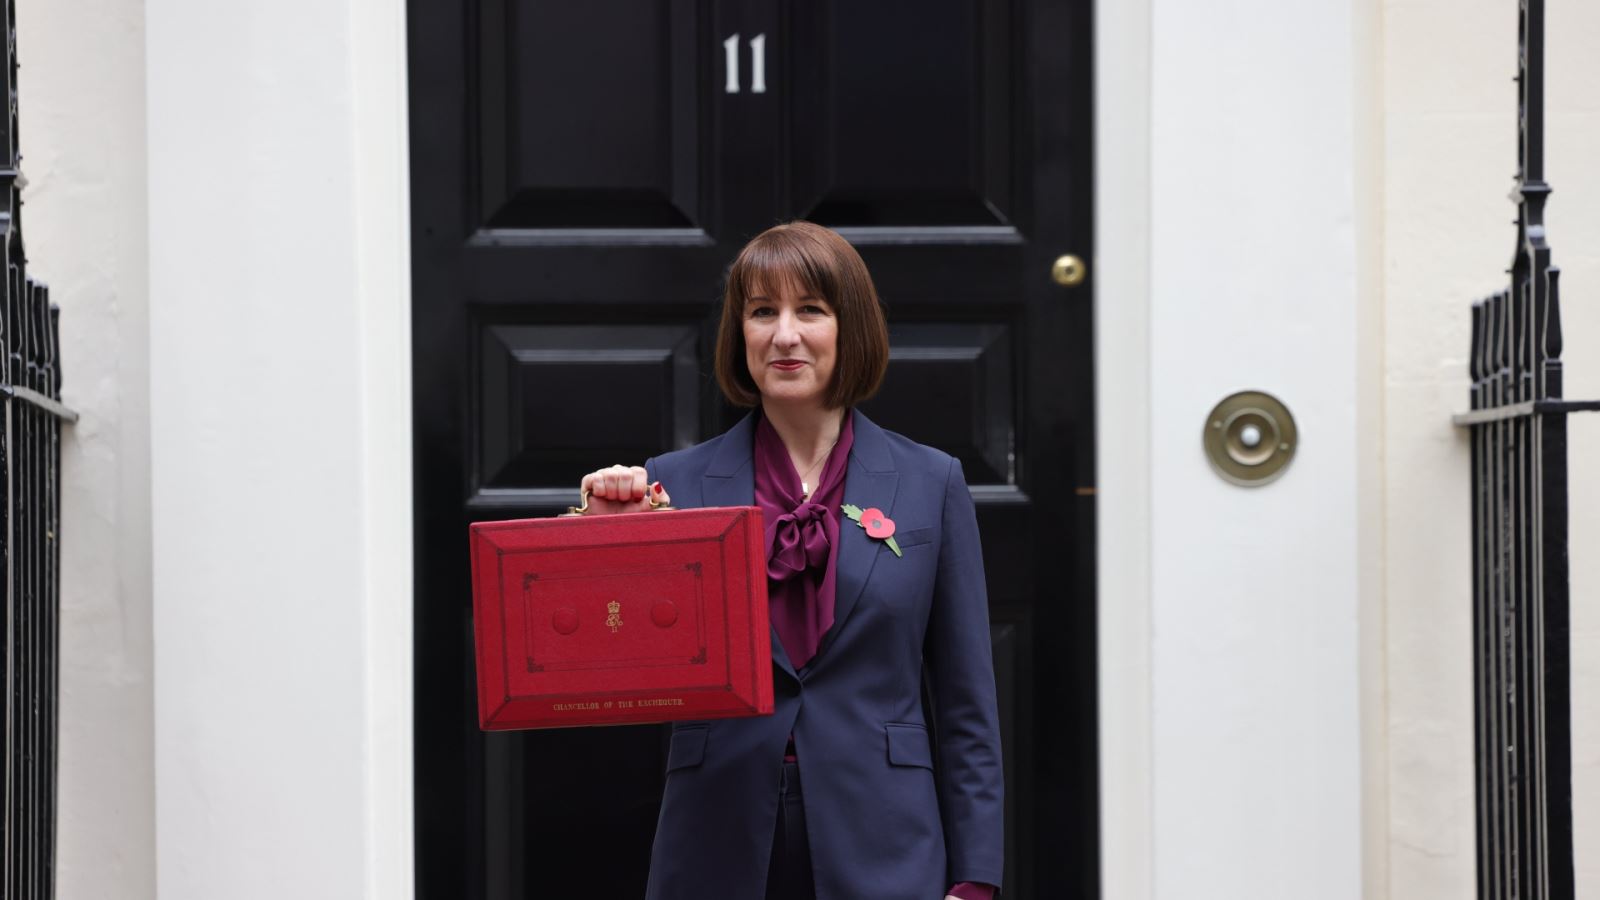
[581,222,1003,900]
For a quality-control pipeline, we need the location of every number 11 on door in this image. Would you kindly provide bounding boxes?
[723,33,767,94]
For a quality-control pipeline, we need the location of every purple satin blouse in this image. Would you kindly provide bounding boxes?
[753,409,854,670]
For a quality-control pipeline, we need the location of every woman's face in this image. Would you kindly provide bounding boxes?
[743,276,838,409]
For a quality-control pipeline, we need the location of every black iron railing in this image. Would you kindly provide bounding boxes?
[1453,2,1593,898]
[1,0,76,897]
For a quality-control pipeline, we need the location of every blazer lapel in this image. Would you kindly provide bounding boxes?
[810,409,897,669]
[699,412,799,681]
[700,411,757,505]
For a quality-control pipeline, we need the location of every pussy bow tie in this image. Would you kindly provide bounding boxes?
[767,501,830,581]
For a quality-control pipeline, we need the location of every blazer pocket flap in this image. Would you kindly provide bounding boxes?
[884,723,934,769]
[666,726,707,772]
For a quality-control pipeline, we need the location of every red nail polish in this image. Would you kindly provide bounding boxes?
[653,482,663,495]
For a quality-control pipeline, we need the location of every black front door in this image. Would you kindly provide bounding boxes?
[409,2,1096,897]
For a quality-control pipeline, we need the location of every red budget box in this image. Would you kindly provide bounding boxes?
[469,506,773,730]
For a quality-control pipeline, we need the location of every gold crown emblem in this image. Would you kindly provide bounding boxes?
[606,600,623,633]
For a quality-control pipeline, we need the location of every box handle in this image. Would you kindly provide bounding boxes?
[561,488,674,517]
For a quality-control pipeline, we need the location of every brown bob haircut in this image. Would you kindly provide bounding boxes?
[714,221,890,409]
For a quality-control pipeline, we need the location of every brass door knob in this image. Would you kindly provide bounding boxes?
[1051,254,1087,287]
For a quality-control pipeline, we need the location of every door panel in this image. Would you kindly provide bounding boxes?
[860,322,1017,487]
[787,0,1018,230]
[475,324,703,498]
[477,0,711,231]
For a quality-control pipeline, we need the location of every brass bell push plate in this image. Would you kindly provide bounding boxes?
[1203,390,1297,486]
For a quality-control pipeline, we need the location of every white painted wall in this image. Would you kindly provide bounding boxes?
[1381,0,1600,896]
[15,0,155,897]
[1380,2,1503,895]
[145,0,413,896]
[1543,4,1600,890]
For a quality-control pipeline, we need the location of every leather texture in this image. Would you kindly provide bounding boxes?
[469,504,772,729]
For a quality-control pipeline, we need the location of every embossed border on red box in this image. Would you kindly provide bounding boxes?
[470,506,771,730]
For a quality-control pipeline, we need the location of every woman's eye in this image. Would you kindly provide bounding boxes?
[750,307,775,318]
[801,305,827,315]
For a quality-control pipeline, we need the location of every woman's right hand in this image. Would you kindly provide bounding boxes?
[578,465,671,515]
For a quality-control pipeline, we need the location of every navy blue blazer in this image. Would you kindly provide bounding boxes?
[643,409,1004,900]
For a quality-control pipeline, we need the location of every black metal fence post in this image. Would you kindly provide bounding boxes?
[0,0,76,897]
[1453,2,1595,897]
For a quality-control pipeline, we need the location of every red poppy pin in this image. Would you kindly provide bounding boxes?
[841,504,902,557]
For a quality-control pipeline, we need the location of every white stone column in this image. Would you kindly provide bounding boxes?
[1097,1,1380,897]
[145,0,413,895]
